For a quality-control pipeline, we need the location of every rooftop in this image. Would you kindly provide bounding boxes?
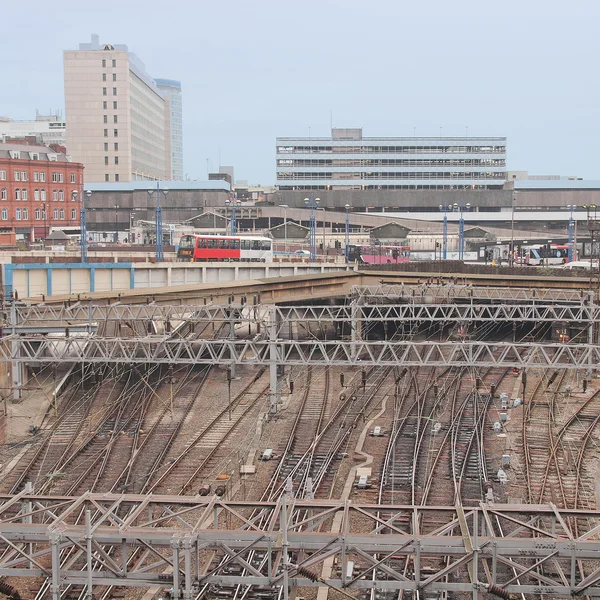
[86,180,231,193]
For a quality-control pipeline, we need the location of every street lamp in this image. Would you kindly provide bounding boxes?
[567,204,576,263]
[225,195,242,235]
[113,204,119,243]
[81,190,91,263]
[304,194,320,261]
[279,204,289,253]
[455,202,471,261]
[510,191,517,266]
[439,204,450,259]
[345,204,351,263]
[147,183,169,261]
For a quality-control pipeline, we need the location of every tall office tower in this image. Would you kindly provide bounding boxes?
[155,79,183,181]
[64,34,171,183]
[276,128,506,191]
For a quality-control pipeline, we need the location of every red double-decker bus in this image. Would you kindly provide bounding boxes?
[177,234,273,262]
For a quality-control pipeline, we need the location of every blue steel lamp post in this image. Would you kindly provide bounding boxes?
[80,190,92,263]
[304,194,320,262]
[455,202,471,261]
[225,196,242,235]
[345,204,351,263]
[147,183,169,261]
[439,204,450,259]
[567,204,576,262]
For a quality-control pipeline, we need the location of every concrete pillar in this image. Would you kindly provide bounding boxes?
[268,305,280,414]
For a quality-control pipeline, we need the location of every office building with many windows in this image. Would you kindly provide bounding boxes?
[276,128,507,191]
[64,35,174,183]
[155,79,183,180]
[0,112,67,148]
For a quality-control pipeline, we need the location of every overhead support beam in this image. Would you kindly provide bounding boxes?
[2,336,600,368]
[0,494,598,595]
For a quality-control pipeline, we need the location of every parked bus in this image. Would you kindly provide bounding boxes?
[521,244,570,266]
[347,244,410,264]
[177,234,273,262]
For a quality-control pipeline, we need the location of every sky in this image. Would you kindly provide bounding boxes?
[1,0,599,184]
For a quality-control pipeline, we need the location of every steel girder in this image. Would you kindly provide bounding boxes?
[7,302,600,330]
[350,284,591,303]
[3,336,600,368]
[0,493,599,596]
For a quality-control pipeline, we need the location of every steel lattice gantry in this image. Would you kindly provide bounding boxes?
[0,492,600,598]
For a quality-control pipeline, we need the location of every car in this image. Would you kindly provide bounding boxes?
[294,249,311,255]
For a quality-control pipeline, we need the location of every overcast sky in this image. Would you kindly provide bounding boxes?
[1,0,598,184]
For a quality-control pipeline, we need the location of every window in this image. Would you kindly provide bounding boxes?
[113,87,117,96]
[113,115,118,123]
[105,156,109,165]
[59,209,64,220]
[40,189,46,201]
[207,240,218,249]
[15,209,21,221]
[112,59,116,67]
[58,173,63,183]
[15,189,20,200]
[40,172,45,182]
[113,101,117,109]
[59,190,64,201]
[1,209,7,221]
[52,172,58,182]
[103,101,107,109]
[220,239,229,249]
[102,73,106,81]
[112,73,117,81]
[104,143,109,151]
[52,190,58,201]
[104,115,108,123]
[0,170,5,180]
[114,143,119,151]
[102,59,106,67]
[114,156,119,165]
[103,87,107,96]
[0,189,5,200]
[33,171,39,182]
[104,129,108,137]
[14,171,20,181]
[21,171,26,181]
[34,189,39,200]
[22,189,27,201]
[105,174,109,182]
[114,129,118,137]
[70,173,76,183]
[71,189,77,200]
[115,174,119,182]
[71,209,77,220]
[22,208,28,220]
[35,208,41,220]
[53,208,58,219]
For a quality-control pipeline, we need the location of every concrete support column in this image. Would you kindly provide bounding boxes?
[268,305,280,414]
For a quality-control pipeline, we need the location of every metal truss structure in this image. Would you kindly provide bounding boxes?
[1,492,600,598]
[7,302,600,335]
[350,284,591,303]
[3,336,600,368]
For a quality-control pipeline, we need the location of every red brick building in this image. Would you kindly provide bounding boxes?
[0,143,84,243]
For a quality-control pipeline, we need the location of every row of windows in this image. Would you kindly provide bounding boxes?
[104,156,119,165]
[277,145,506,155]
[105,174,120,182]
[102,73,117,82]
[104,115,118,124]
[277,171,507,180]
[102,87,118,96]
[101,59,117,68]
[279,184,503,191]
[103,129,119,137]
[1,171,76,183]
[0,188,78,201]
[103,101,118,110]
[277,158,506,168]
[196,238,271,250]
[0,207,77,221]
[104,143,119,151]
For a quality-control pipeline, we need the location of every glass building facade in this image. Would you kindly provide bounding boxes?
[155,79,183,181]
